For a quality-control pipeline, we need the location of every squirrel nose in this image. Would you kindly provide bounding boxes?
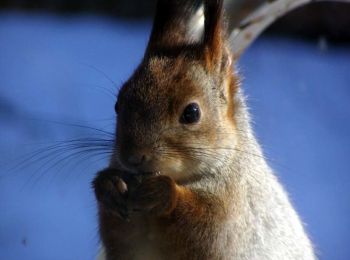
[127,154,147,166]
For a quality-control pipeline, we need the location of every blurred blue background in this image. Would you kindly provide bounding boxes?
[0,7,349,260]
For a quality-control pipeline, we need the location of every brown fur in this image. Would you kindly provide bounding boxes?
[94,169,230,260]
[93,1,315,259]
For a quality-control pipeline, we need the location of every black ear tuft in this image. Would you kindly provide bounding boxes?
[203,0,225,68]
[146,0,202,55]
[204,0,224,48]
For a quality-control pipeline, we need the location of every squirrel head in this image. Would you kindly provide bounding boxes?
[114,0,239,181]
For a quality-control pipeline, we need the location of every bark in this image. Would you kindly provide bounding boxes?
[229,0,350,57]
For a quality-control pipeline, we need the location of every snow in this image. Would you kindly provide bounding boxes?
[0,11,349,260]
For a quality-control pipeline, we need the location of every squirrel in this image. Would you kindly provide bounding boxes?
[92,0,316,259]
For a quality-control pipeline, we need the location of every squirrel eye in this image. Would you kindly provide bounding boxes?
[180,103,201,124]
[114,101,119,114]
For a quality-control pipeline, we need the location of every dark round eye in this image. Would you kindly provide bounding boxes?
[114,101,119,114]
[180,103,201,124]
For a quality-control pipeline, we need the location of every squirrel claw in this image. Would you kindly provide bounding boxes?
[93,168,131,221]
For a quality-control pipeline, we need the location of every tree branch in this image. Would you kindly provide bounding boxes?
[229,0,350,57]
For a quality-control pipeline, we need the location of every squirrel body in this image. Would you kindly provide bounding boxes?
[93,1,316,259]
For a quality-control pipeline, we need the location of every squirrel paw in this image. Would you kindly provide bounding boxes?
[129,175,178,216]
[92,168,130,220]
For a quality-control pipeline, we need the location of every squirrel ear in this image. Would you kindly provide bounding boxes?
[202,0,227,70]
[146,0,203,55]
